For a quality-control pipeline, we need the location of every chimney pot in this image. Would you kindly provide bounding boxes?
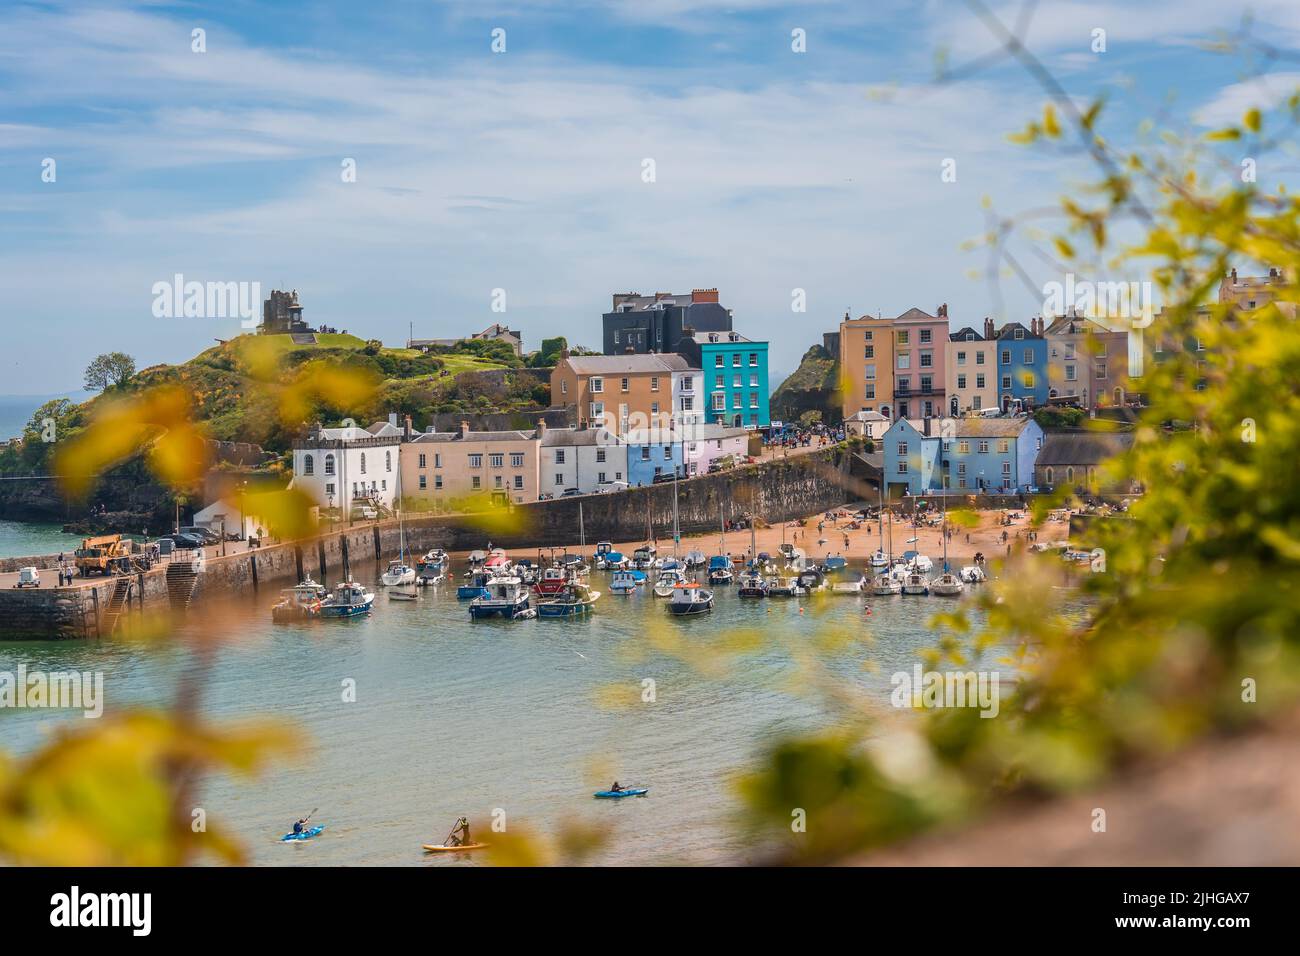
[460,421,470,439]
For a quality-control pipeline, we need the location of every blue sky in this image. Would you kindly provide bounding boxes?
[2,0,1298,394]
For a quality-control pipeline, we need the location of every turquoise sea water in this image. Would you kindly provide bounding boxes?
[0,519,85,559]
[0,567,1055,865]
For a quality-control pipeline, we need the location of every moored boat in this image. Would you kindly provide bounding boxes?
[319,580,375,618]
[930,570,965,596]
[871,572,902,596]
[381,559,416,587]
[737,569,767,597]
[767,576,804,597]
[667,581,713,615]
[457,570,493,600]
[707,555,734,585]
[469,577,536,620]
[537,581,600,617]
[959,565,987,584]
[902,570,930,595]
[652,567,687,597]
[533,566,569,596]
[271,579,327,622]
[609,569,639,594]
[830,574,867,595]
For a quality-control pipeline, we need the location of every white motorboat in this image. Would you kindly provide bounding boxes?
[830,574,867,595]
[869,549,889,570]
[653,568,687,597]
[959,565,987,584]
[469,577,536,620]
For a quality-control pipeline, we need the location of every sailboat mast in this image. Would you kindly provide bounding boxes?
[672,473,680,557]
[579,502,585,549]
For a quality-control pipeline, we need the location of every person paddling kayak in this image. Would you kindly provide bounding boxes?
[445,817,471,847]
[291,817,309,835]
[609,781,624,793]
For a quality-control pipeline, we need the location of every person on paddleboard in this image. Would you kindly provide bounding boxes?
[446,817,471,847]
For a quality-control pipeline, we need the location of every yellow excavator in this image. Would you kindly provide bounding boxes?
[74,534,137,577]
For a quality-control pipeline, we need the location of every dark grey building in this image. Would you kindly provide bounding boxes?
[601,288,732,355]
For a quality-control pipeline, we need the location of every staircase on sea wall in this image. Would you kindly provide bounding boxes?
[165,559,202,611]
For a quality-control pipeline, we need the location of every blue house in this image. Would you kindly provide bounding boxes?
[624,428,683,487]
[882,418,943,497]
[995,320,1049,411]
[941,417,1044,493]
[677,331,770,428]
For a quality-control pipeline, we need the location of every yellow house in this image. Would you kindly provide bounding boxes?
[401,422,541,508]
[838,312,895,421]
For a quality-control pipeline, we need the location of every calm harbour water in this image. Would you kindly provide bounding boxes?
[0,565,1063,866]
[0,519,85,559]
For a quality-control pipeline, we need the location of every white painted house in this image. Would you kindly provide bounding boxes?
[291,419,403,514]
[681,423,749,475]
[672,367,705,430]
[539,426,628,495]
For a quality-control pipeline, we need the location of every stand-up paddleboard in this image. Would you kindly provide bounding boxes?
[593,788,649,799]
[281,825,325,842]
[422,842,488,852]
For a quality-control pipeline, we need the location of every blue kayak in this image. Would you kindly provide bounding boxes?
[281,825,325,842]
[593,788,648,799]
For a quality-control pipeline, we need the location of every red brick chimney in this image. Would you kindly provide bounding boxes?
[536,418,547,439]
[983,317,995,339]
[459,421,470,439]
[691,288,719,303]
[938,303,948,319]
[403,415,412,439]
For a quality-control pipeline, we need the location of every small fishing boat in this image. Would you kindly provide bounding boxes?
[592,541,614,566]
[464,549,488,572]
[381,559,416,587]
[707,555,734,585]
[319,581,375,618]
[388,585,418,602]
[603,551,628,571]
[683,550,706,570]
[457,570,493,601]
[416,565,445,585]
[533,565,570,596]
[631,545,658,571]
[822,555,849,576]
[659,557,681,572]
[483,548,511,573]
[593,787,649,799]
[767,576,804,597]
[797,567,826,593]
[469,577,536,620]
[653,567,687,597]
[537,581,600,617]
[902,570,931,596]
[784,547,808,571]
[830,574,867,595]
[959,565,987,584]
[609,569,639,594]
[869,549,890,570]
[871,572,902,596]
[902,551,934,574]
[561,554,589,577]
[271,579,327,622]
[667,581,713,615]
[417,549,448,574]
[737,569,767,597]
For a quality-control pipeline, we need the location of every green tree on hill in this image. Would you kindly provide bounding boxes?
[83,352,136,392]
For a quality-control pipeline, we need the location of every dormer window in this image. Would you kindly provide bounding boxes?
[1014,328,1025,339]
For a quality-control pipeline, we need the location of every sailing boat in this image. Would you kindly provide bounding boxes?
[871,488,902,595]
[709,500,733,584]
[870,480,889,570]
[384,469,417,597]
[930,482,965,597]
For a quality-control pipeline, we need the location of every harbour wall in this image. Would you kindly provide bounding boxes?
[1,448,855,639]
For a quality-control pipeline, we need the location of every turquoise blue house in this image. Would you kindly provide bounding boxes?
[677,332,770,428]
[995,320,1050,410]
[942,417,1044,493]
[882,418,943,497]
[624,428,683,487]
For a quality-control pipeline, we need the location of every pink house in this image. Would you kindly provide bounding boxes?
[891,305,949,420]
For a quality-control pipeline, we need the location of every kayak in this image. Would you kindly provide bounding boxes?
[422,842,489,853]
[593,788,649,799]
[281,825,325,842]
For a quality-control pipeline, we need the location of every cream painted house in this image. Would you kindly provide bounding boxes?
[401,422,541,507]
[946,326,997,414]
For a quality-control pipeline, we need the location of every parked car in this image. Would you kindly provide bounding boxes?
[652,471,680,484]
[560,488,583,498]
[14,566,39,588]
[352,506,379,520]
[596,480,629,494]
[169,532,205,551]
[180,526,221,545]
